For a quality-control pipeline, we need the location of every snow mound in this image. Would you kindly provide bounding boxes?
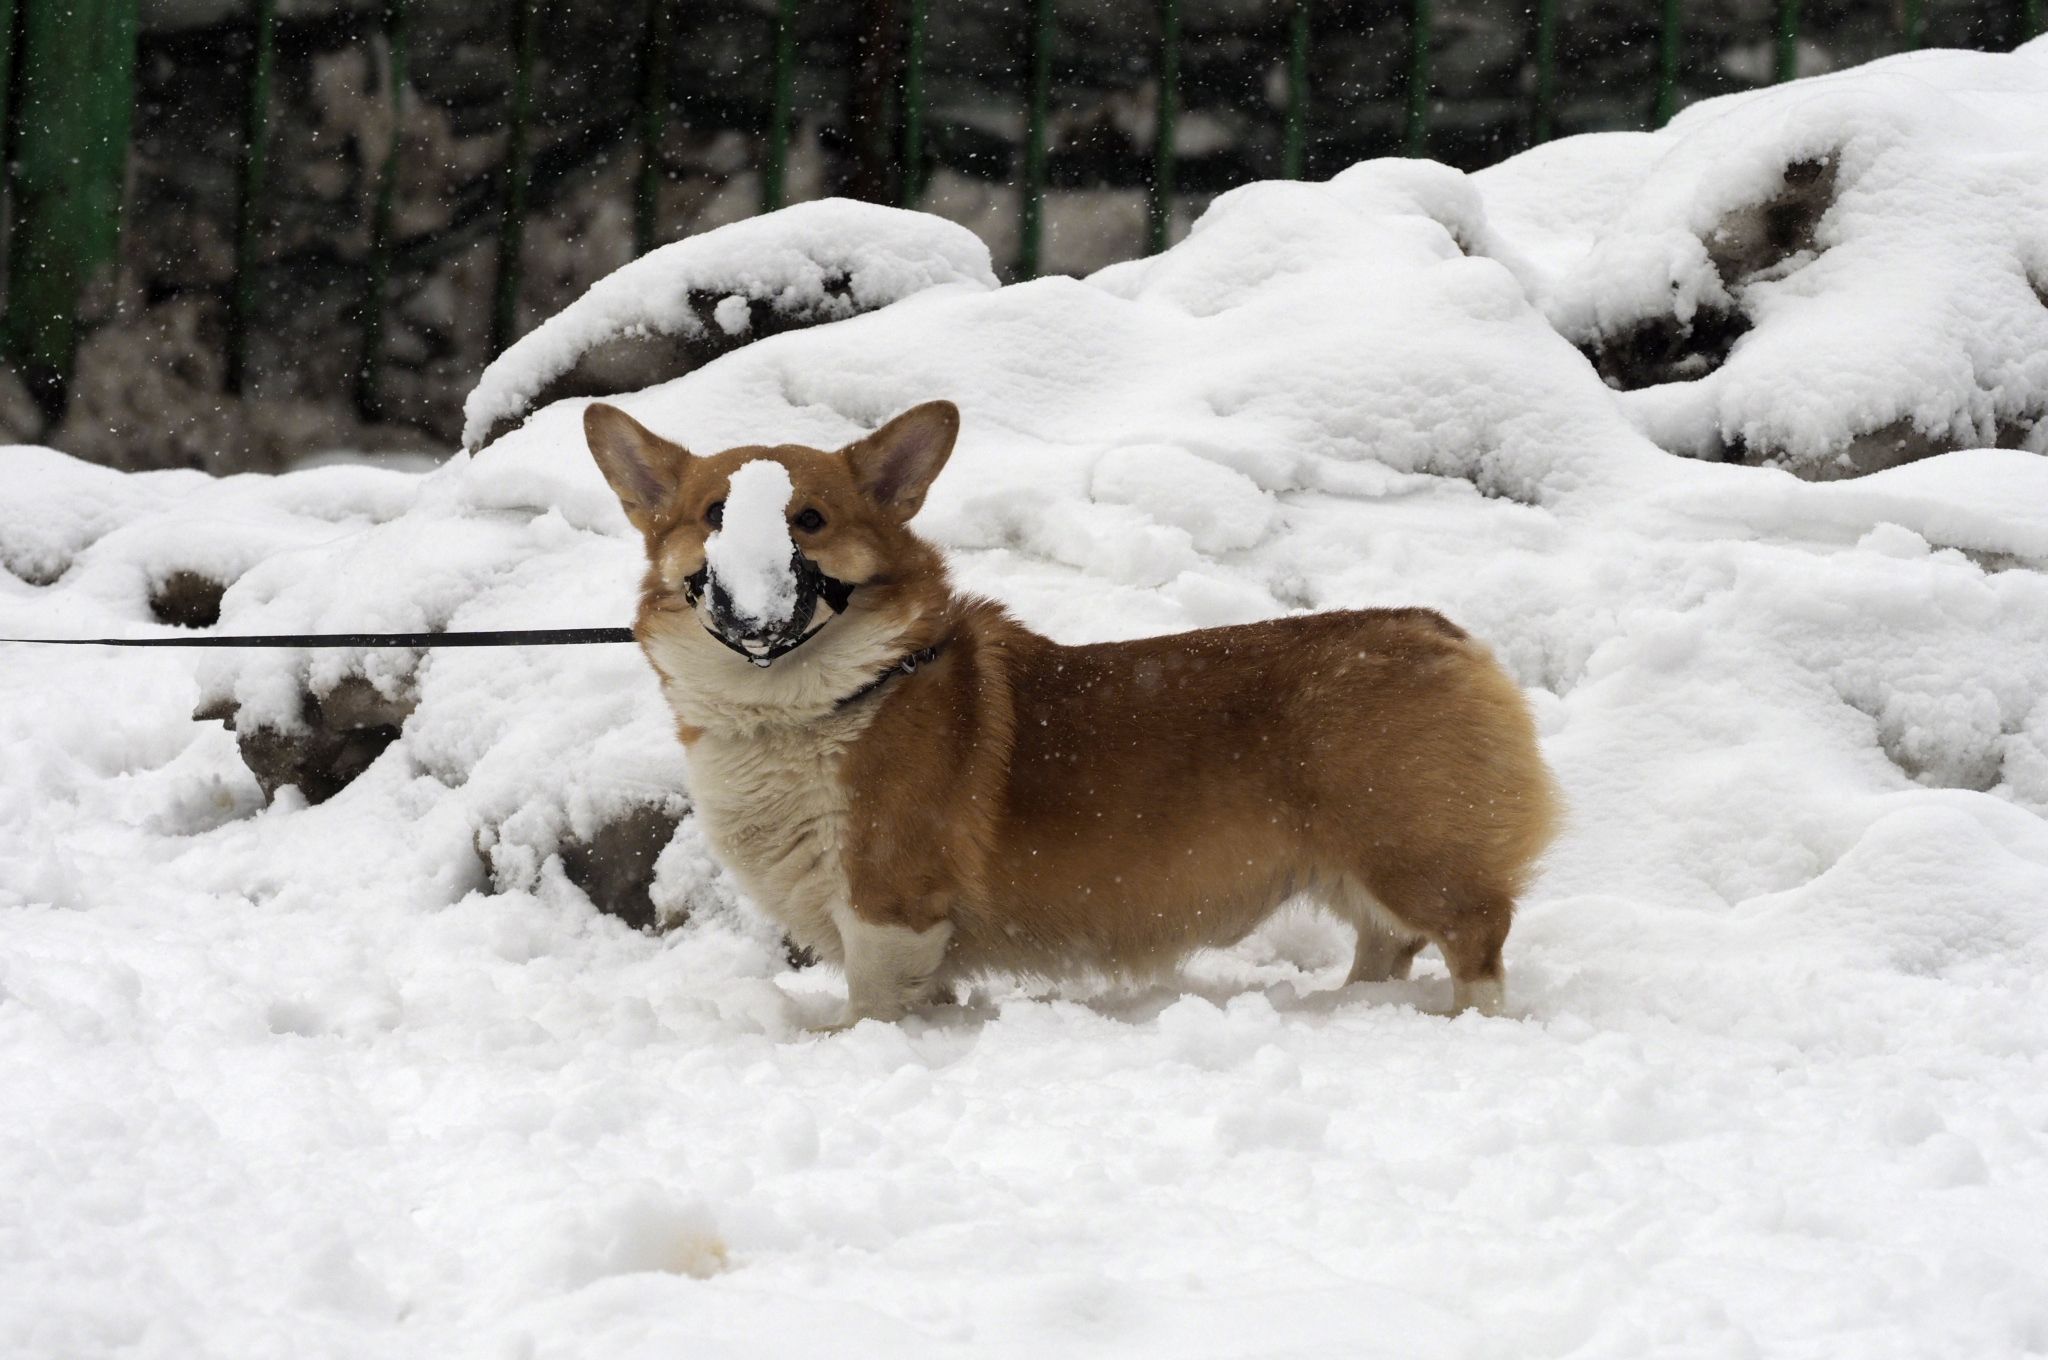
[1481,42,2048,476]
[704,460,798,629]
[6,41,2048,1360]
[461,199,998,452]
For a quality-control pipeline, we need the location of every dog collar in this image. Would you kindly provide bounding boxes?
[836,641,946,709]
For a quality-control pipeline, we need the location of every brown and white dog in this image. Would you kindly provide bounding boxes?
[585,399,1560,1026]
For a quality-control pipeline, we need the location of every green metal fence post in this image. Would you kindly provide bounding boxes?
[490,0,538,357]
[1017,0,1051,278]
[1282,0,1310,179]
[1773,0,1801,83]
[1526,0,1556,145]
[0,0,142,424]
[227,0,277,395]
[635,0,673,254]
[1147,0,1180,254]
[1,0,18,200]
[356,0,407,420]
[1900,0,1924,47]
[1654,0,1680,125]
[762,0,795,212]
[1404,0,1431,155]
[848,0,901,203]
[901,0,927,205]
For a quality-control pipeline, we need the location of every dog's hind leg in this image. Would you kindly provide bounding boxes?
[1328,877,1426,985]
[1360,865,1513,1017]
[829,904,954,1025]
[1351,918,1427,985]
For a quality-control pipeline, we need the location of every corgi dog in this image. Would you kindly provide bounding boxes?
[584,400,1560,1025]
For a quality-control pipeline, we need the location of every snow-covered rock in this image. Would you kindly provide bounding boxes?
[1482,43,2048,475]
[461,199,998,453]
[4,39,2048,1360]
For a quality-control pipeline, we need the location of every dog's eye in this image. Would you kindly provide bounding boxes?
[793,508,826,533]
[705,500,724,529]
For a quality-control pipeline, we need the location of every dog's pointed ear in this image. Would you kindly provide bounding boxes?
[585,403,692,534]
[844,401,959,522]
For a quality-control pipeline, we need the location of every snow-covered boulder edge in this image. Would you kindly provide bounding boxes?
[460,199,998,452]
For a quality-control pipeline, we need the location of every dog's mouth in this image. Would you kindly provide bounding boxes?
[685,551,857,668]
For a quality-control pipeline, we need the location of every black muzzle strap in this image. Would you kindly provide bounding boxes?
[697,612,834,667]
[682,551,859,669]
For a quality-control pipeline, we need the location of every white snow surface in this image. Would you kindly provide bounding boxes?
[703,460,799,629]
[6,43,2048,1360]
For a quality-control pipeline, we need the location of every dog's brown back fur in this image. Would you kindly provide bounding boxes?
[585,400,1560,1021]
[843,602,1557,982]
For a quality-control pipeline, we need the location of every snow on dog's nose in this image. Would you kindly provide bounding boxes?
[703,459,798,648]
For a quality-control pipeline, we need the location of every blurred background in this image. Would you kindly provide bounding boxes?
[0,0,2037,472]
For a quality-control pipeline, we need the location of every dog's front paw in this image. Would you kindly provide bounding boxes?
[806,1000,896,1034]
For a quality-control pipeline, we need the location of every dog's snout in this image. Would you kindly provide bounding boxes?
[698,561,821,664]
[704,577,768,632]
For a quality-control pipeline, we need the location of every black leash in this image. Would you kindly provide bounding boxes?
[3,621,945,710]
[0,627,636,649]
[3,552,852,658]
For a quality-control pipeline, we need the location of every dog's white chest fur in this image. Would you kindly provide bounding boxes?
[644,609,908,962]
[685,720,868,960]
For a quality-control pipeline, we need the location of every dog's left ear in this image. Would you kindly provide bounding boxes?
[845,401,959,522]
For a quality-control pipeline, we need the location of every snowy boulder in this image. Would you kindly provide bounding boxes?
[148,570,229,629]
[491,794,686,934]
[1482,42,2048,477]
[460,199,998,452]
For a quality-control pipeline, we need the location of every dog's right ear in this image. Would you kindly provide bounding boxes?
[845,400,960,523]
[584,403,692,534]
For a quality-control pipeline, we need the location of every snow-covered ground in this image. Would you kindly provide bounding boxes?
[6,41,2048,1360]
